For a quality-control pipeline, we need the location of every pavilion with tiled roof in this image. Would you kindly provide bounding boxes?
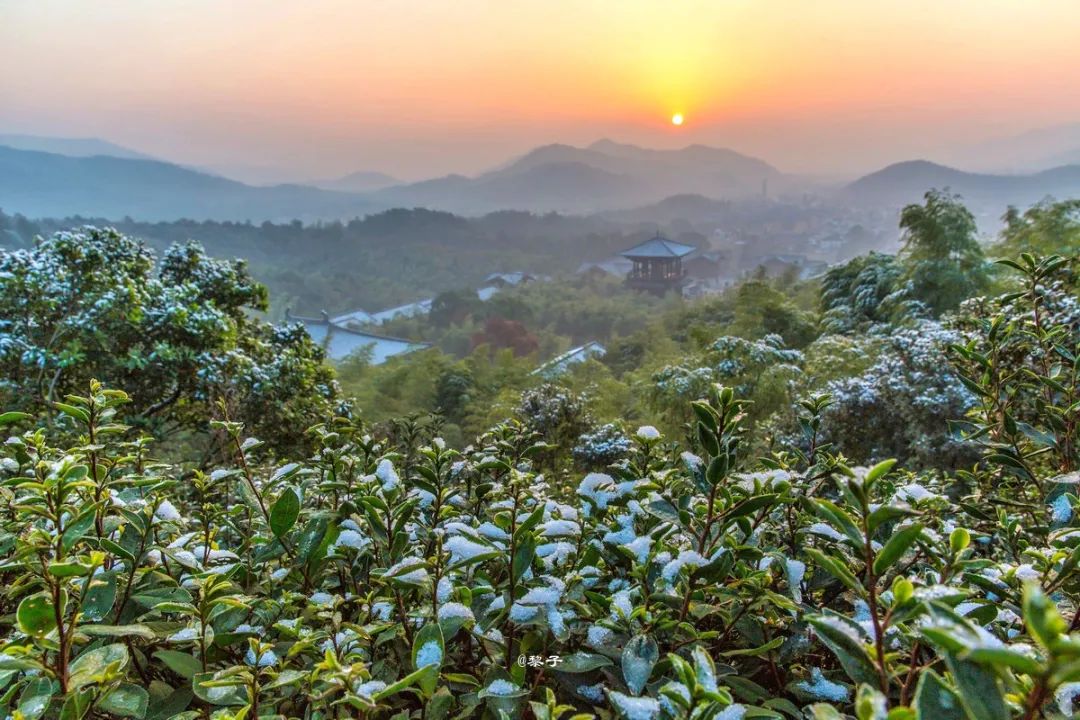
[619,233,697,295]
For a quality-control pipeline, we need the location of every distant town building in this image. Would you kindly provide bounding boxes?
[331,308,375,327]
[620,234,697,295]
[532,341,606,378]
[370,298,434,323]
[476,285,501,301]
[484,272,539,288]
[286,310,429,364]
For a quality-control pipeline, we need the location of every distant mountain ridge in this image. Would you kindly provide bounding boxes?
[948,123,1080,173]
[0,136,790,219]
[0,134,155,161]
[846,159,1080,211]
[369,139,783,213]
[0,146,373,222]
[313,170,401,193]
[7,132,1080,224]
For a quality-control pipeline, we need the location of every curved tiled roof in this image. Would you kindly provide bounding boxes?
[619,236,697,259]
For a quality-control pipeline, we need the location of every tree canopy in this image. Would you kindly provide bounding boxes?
[898,189,989,316]
[0,227,338,454]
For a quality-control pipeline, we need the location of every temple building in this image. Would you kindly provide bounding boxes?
[620,234,697,295]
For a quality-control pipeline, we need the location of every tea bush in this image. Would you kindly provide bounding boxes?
[1,255,1078,720]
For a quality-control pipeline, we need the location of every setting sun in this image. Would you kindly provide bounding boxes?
[671,113,684,126]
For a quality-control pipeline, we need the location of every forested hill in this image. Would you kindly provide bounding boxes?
[847,159,1080,209]
[0,208,637,314]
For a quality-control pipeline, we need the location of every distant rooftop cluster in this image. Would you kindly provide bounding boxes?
[288,234,831,369]
[287,271,546,363]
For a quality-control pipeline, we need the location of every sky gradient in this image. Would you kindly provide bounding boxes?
[3,0,1079,181]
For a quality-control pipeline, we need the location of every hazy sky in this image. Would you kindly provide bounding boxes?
[3,0,1079,181]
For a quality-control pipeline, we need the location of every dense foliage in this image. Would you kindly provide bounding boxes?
[897,190,988,317]
[1,251,1079,720]
[0,227,338,456]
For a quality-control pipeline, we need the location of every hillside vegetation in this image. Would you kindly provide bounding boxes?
[0,190,1079,719]
[0,249,1078,719]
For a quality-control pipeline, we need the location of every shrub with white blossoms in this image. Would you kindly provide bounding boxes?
[0,255,1078,720]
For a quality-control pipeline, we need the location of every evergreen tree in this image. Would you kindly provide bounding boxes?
[898,189,988,315]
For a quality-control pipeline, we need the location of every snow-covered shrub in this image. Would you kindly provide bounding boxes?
[818,319,979,469]
[0,226,338,453]
[573,422,632,468]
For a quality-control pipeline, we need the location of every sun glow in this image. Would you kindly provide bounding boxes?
[671,113,684,126]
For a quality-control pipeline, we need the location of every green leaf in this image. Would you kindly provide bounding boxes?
[725,494,778,522]
[269,462,301,484]
[144,688,194,720]
[98,684,149,719]
[855,685,887,720]
[154,650,202,680]
[54,403,90,425]
[0,655,46,672]
[372,665,439,701]
[101,538,137,565]
[48,561,93,578]
[873,523,923,575]
[554,652,613,673]
[17,677,55,720]
[413,622,445,691]
[81,573,117,622]
[911,673,963,720]
[1024,584,1066,650]
[808,615,878,687]
[810,705,844,720]
[863,459,897,490]
[692,401,718,433]
[962,646,1042,675]
[269,487,300,538]
[621,634,659,695]
[512,532,536,584]
[265,670,306,690]
[61,507,98,552]
[17,593,58,638]
[81,624,156,639]
[58,688,93,720]
[808,499,864,546]
[192,673,247,706]
[0,411,32,426]
[718,637,784,657]
[514,506,545,541]
[949,528,971,553]
[68,644,129,690]
[804,547,864,594]
[944,655,1008,720]
[698,422,720,456]
[866,504,917,534]
[426,686,454,720]
[295,515,329,563]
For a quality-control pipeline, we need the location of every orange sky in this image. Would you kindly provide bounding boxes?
[3,1,1079,180]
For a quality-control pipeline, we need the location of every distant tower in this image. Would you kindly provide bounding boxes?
[620,232,697,296]
[761,178,768,198]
